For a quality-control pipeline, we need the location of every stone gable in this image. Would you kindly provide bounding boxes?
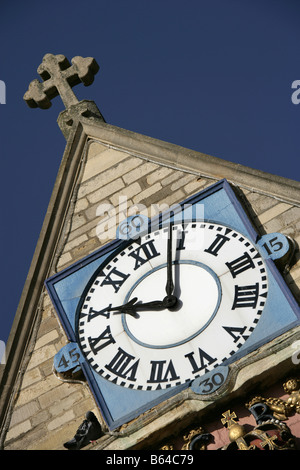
[1,122,299,450]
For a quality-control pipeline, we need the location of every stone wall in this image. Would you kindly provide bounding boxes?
[2,137,299,450]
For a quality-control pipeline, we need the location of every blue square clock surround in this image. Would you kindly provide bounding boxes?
[45,179,300,430]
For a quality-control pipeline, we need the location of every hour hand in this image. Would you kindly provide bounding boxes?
[108,297,169,316]
[108,297,140,317]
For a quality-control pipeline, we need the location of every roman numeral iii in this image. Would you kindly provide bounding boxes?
[226,252,255,278]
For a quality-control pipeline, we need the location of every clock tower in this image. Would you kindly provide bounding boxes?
[0,54,299,451]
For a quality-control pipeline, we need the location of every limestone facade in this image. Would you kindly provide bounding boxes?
[0,118,299,450]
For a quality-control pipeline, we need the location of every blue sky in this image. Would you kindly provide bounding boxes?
[1,0,300,348]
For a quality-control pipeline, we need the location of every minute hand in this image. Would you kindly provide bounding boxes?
[165,221,175,298]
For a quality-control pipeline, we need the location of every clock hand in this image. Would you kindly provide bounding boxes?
[108,297,140,316]
[165,221,178,308]
[109,226,179,317]
[166,221,174,297]
[109,296,176,315]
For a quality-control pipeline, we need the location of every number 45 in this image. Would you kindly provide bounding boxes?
[54,343,84,374]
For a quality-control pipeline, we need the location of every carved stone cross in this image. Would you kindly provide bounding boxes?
[24,54,99,110]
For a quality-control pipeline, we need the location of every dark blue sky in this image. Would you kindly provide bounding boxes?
[1,0,300,348]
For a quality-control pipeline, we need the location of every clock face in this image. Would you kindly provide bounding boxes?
[76,221,268,391]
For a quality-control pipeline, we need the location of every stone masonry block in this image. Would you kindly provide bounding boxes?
[82,147,128,183]
[86,141,107,158]
[38,382,77,409]
[183,178,207,195]
[170,174,195,192]
[5,419,32,441]
[263,206,300,235]
[70,237,100,260]
[26,344,57,371]
[10,400,40,427]
[162,189,186,207]
[146,166,173,185]
[48,391,83,418]
[279,206,300,226]
[65,218,100,243]
[122,161,158,185]
[37,311,60,337]
[246,191,278,215]
[161,171,182,187]
[17,374,59,407]
[64,234,88,252]
[21,367,43,389]
[31,409,49,428]
[87,178,125,204]
[57,252,72,269]
[27,421,77,450]
[74,197,89,213]
[47,409,75,432]
[78,157,142,199]
[5,424,48,450]
[35,330,59,350]
[110,181,142,207]
[133,182,162,204]
[70,212,87,231]
[258,202,292,225]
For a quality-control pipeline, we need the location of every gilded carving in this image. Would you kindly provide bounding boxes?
[221,410,296,450]
[283,377,300,414]
[246,376,300,421]
[182,427,212,450]
[157,377,299,450]
[245,396,292,421]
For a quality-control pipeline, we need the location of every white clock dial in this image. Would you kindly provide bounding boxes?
[77,222,268,390]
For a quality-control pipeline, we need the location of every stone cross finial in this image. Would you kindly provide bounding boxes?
[24,54,99,110]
